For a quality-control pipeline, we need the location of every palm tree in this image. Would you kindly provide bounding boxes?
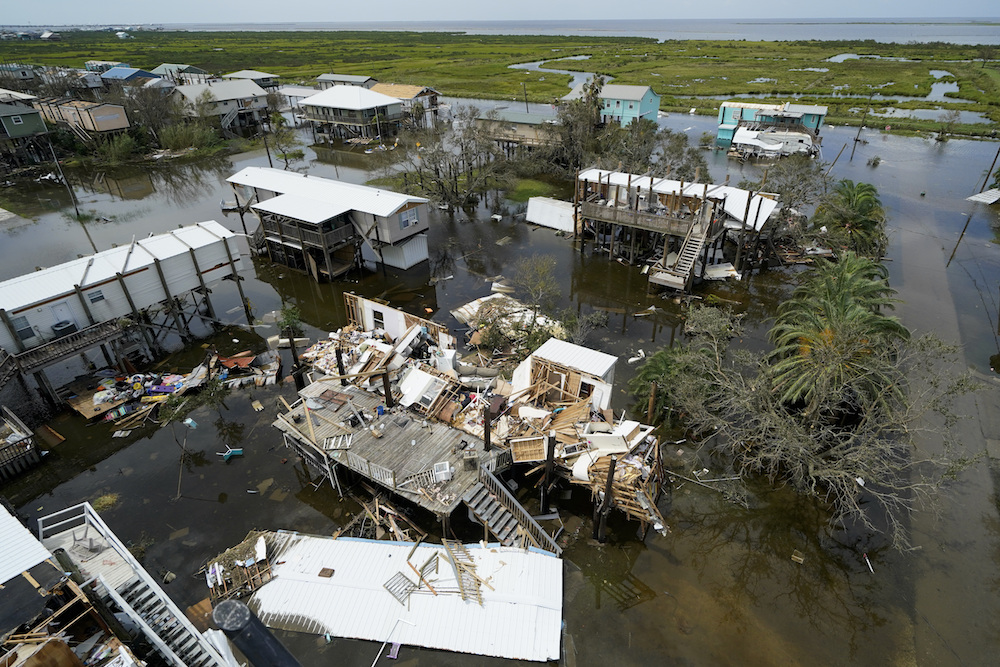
[812,180,888,258]
[768,254,909,417]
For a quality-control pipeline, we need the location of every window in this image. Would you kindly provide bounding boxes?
[11,115,23,125]
[399,207,419,230]
[628,103,633,109]
[11,315,33,341]
[88,289,105,303]
[372,310,384,329]
[615,100,621,107]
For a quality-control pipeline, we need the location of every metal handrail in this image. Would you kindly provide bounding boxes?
[478,466,562,555]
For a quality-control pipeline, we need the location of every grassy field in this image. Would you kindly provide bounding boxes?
[1,30,996,133]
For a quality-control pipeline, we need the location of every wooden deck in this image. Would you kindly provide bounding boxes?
[274,380,504,516]
[63,380,134,420]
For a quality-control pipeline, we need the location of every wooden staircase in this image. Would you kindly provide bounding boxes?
[649,223,707,292]
[463,482,521,546]
[462,466,562,555]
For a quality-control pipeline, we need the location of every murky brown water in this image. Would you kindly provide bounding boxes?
[2,109,999,666]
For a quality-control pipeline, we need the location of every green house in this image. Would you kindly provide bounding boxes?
[0,104,46,139]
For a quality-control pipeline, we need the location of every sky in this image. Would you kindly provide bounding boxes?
[2,2,998,27]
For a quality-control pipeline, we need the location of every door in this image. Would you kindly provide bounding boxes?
[49,302,76,328]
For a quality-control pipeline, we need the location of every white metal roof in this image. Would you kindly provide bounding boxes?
[0,505,51,585]
[532,338,617,379]
[967,188,1000,204]
[251,534,562,662]
[301,85,401,111]
[317,73,375,84]
[174,79,266,104]
[0,221,239,313]
[276,85,320,100]
[223,69,279,79]
[229,166,427,219]
[251,193,351,223]
[578,168,778,231]
[563,83,655,102]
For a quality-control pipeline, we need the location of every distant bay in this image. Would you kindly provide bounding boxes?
[159,18,1000,44]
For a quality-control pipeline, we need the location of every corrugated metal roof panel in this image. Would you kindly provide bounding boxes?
[174,79,266,103]
[251,535,562,662]
[223,70,279,79]
[229,166,427,219]
[0,221,238,312]
[252,193,351,223]
[967,188,1000,204]
[0,505,51,585]
[532,338,617,379]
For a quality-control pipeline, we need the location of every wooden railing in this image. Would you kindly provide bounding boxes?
[580,200,706,236]
[15,320,125,374]
[0,349,17,389]
[479,465,562,555]
[338,449,397,489]
[262,219,355,249]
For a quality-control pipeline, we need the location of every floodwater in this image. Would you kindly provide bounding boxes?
[2,109,1000,666]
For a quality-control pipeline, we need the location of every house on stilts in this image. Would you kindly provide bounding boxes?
[226,166,430,281]
[574,168,778,293]
[0,221,252,405]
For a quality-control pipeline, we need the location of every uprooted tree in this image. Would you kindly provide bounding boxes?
[631,255,977,550]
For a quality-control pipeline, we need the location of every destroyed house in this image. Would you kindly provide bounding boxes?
[717,101,828,152]
[227,166,430,280]
[511,337,617,410]
[576,168,777,292]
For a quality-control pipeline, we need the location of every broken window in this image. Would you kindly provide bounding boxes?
[372,310,384,329]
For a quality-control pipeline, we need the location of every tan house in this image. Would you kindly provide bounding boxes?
[369,83,439,125]
[34,98,130,134]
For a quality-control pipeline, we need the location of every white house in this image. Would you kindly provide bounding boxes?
[0,221,251,355]
[510,338,617,410]
[227,167,431,278]
[172,79,269,128]
[316,73,377,89]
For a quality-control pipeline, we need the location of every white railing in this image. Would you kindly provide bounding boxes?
[38,503,227,667]
[342,450,396,488]
[479,466,561,555]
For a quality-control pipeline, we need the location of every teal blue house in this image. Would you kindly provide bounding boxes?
[563,83,661,127]
[717,101,827,148]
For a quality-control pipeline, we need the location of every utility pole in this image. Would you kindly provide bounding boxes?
[522,82,529,113]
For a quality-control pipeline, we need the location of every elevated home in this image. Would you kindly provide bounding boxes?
[370,83,439,125]
[173,79,268,129]
[317,73,377,89]
[100,67,160,86]
[0,103,49,167]
[151,63,210,84]
[476,108,557,154]
[563,83,661,127]
[34,99,130,141]
[717,101,828,157]
[0,103,45,139]
[576,168,778,292]
[85,60,129,73]
[0,221,251,400]
[301,85,404,141]
[227,166,430,280]
[223,69,280,90]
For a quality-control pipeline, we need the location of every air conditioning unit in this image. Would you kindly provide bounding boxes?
[433,461,453,483]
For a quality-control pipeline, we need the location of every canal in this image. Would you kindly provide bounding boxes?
[1,108,999,666]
